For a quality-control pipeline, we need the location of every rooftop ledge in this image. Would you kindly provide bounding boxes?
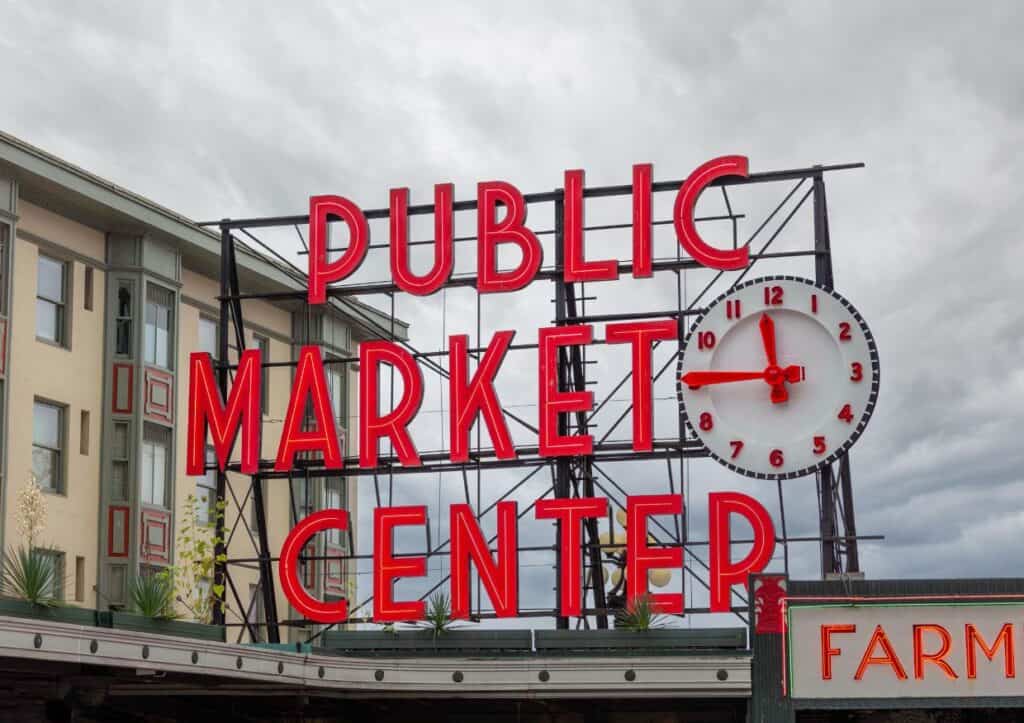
[0,614,751,699]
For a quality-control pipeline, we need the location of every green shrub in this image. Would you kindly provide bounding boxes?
[1,546,62,607]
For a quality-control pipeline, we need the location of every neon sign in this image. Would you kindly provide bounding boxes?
[186,155,820,624]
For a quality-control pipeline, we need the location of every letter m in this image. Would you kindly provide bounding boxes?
[186,350,261,475]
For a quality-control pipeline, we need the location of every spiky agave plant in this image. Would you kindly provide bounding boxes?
[129,572,179,620]
[619,594,668,632]
[420,592,458,637]
[1,546,61,607]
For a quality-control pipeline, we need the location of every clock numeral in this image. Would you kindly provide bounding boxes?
[769,449,784,468]
[838,404,854,424]
[811,294,819,314]
[729,440,744,459]
[850,362,863,382]
[839,322,852,341]
[697,330,716,350]
[813,436,827,455]
[763,285,784,306]
[698,412,714,431]
[726,299,742,320]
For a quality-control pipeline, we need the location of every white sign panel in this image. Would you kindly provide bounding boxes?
[789,603,1024,699]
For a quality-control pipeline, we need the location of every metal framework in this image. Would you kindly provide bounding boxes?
[200,162,876,643]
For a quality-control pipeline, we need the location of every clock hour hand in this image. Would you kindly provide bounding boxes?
[759,312,791,403]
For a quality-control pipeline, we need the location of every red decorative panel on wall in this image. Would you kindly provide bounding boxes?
[754,575,787,635]
[140,508,170,565]
[143,367,173,424]
[325,543,344,594]
[108,505,130,557]
[112,363,134,414]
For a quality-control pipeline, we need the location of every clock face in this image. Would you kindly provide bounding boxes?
[676,276,879,480]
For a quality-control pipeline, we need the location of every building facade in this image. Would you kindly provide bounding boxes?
[0,131,406,642]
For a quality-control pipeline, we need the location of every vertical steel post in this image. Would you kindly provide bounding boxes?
[213,223,231,627]
[552,198,570,629]
[812,172,861,576]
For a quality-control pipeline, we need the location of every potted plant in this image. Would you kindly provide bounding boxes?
[0,476,96,625]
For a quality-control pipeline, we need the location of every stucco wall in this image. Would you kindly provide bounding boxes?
[5,202,106,608]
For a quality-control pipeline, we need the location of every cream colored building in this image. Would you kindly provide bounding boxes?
[0,131,405,642]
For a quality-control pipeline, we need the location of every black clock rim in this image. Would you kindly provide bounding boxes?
[675,275,881,481]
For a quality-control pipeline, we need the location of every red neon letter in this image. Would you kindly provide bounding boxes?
[821,624,856,680]
[389,185,454,296]
[632,163,653,278]
[186,349,261,475]
[449,331,516,463]
[966,623,1016,679]
[564,169,618,283]
[626,494,683,614]
[279,509,348,623]
[855,625,908,681]
[274,346,342,471]
[674,156,749,270]
[535,497,608,617]
[538,325,594,457]
[308,195,369,304]
[476,181,542,293]
[450,502,518,618]
[373,506,427,622]
[605,320,677,451]
[708,491,776,613]
[913,624,958,680]
[359,341,423,468]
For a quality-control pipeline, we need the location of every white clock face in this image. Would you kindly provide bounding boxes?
[676,276,879,479]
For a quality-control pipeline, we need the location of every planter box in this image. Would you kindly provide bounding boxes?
[0,597,99,626]
[534,628,747,655]
[104,611,225,642]
[323,629,533,656]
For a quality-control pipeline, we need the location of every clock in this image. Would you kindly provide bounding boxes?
[676,276,879,480]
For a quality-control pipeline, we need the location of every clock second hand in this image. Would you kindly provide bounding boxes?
[681,365,804,390]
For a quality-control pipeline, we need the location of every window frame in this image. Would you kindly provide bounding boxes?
[32,398,66,495]
[143,283,174,369]
[35,254,68,347]
[141,422,171,508]
[198,314,219,361]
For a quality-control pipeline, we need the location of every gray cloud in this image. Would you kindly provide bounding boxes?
[3,0,1022,626]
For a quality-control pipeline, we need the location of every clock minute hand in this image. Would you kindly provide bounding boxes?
[681,370,765,388]
[759,312,778,366]
[682,365,805,391]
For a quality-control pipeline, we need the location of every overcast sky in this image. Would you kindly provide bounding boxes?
[3,1,1023,627]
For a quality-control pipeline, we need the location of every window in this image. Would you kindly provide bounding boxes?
[141,423,170,507]
[84,267,94,311]
[79,410,90,455]
[254,335,270,415]
[110,421,130,501]
[326,362,345,431]
[36,255,67,345]
[248,478,267,531]
[32,400,64,493]
[198,316,218,359]
[197,446,217,524]
[144,284,173,368]
[325,478,345,545]
[115,281,133,356]
[248,584,266,643]
[74,556,85,602]
[35,549,65,601]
